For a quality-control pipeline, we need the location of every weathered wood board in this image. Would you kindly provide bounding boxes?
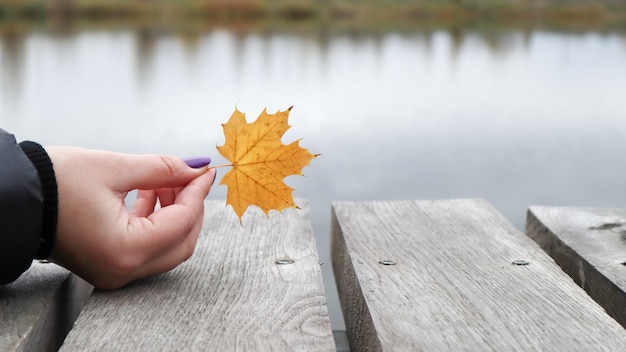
[332,199,626,352]
[60,200,335,352]
[0,262,92,352]
[526,206,626,328]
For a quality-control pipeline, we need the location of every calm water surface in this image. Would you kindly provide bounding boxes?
[2,27,626,329]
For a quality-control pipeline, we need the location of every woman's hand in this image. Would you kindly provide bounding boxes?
[46,147,216,290]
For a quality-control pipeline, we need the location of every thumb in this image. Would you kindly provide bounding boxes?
[112,154,210,191]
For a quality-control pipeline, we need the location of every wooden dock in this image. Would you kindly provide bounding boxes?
[2,199,626,351]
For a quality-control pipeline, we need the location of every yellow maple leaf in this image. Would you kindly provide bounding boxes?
[216,107,318,220]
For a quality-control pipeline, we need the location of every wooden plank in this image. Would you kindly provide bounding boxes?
[526,206,626,328]
[0,262,92,352]
[332,199,626,352]
[60,199,335,352]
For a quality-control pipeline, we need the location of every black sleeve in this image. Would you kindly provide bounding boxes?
[0,129,58,284]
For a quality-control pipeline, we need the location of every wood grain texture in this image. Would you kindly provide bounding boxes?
[526,206,626,328]
[0,262,92,352]
[332,199,626,352]
[60,199,334,352]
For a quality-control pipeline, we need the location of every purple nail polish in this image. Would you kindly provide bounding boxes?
[184,157,211,168]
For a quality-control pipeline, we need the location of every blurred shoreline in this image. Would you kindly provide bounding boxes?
[1,0,626,34]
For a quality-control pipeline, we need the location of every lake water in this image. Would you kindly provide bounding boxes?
[2,26,626,329]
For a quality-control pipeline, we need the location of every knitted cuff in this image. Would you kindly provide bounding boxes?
[19,141,58,259]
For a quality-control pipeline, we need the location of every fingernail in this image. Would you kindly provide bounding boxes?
[184,156,211,168]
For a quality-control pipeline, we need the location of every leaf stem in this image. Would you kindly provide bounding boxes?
[208,164,233,170]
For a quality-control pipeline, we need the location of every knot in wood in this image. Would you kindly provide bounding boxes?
[275,258,294,265]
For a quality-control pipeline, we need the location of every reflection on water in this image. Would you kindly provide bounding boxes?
[2,25,626,329]
[1,30,24,107]
[0,26,582,102]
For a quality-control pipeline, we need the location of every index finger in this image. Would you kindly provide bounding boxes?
[126,168,216,261]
